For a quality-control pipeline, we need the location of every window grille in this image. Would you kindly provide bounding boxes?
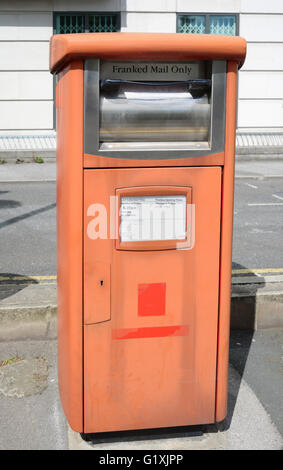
[209,16,236,36]
[88,14,118,32]
[177,14,237,36]
[55,13,119,34]
[177,15,206,34]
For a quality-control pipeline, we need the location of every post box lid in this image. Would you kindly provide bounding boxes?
[49,32,246,74]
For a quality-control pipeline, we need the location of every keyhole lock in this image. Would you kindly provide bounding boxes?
[100,280,104,287]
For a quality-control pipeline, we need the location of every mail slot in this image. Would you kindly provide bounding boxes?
[99,78,211,142]
[50,33,246,434]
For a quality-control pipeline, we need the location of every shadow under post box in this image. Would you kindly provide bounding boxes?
[0,189,55,302]
[0,273,38,302]
[81,262,265,443]
[81,425,205,446]
[215,261,266,432]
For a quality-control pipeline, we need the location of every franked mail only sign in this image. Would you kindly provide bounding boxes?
[120,195,187,242]
[101,61,204,81]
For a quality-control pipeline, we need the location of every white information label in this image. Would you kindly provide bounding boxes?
[120,195,187,242]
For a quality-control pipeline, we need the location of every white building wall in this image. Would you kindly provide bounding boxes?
[0,0,121,136]
[238,6,283,130]
[0,0,282,136]
[0,8,53,134]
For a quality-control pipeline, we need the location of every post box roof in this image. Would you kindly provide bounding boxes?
[50,32,246,74]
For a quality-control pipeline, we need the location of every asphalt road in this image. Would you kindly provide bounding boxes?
[233,177,283,270]
[0,178,283,276]
[0,182,56,276]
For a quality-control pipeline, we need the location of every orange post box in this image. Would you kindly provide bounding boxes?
[50,33,246,433]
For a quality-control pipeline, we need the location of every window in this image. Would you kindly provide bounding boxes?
[177,14,237,36]
[209,16,237,35]
[54,12,120,34]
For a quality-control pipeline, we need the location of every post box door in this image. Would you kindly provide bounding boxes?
[83,166,222,433]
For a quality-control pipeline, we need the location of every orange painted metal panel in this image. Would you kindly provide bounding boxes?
[84,261,111,325]
[56,61,84,432]
[50,33,246,74]
[84,152,224,168]
[215,61,239,423]
[83,166,222,432]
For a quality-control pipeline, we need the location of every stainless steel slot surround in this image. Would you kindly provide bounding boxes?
[100,80,211,143]
[84,60,226,160]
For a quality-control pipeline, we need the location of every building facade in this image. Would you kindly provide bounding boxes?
[0,0,283,157]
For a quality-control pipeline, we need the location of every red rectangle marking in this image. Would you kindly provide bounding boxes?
[138,282,166,316]
[112,325,189,340]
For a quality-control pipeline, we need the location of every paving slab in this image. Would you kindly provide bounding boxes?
[1,159,283,184]
[0,339,68,450]
[68,364,283,450]
[235,160,283,178]
[0,332,282,450]
[0,283,57,341]
[0,162,56,182]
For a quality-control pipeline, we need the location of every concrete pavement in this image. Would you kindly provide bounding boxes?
[2,158,283,183]
[0,339,68,450]
[0,332,282,450]
[235,159,283,178]
[69,362,283,450]
[0,162,56,182]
